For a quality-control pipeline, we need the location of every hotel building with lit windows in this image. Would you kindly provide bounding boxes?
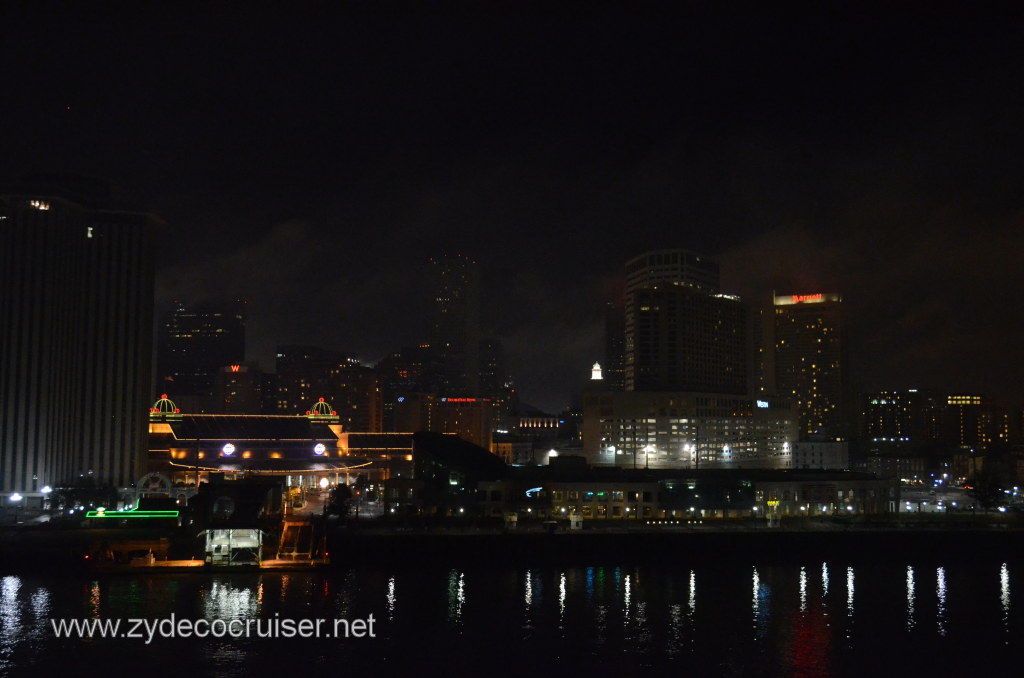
[773,293,847,441]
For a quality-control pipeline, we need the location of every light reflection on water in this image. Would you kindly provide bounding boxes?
[845,566,855,645]
[0,562,1019,676]
[1000,563,1010,636]
[386,576,396,622]
[203,580,258,620]
[447,569,465,627]
[558,572,566,619]
[906,565,916,632]
[800,566,808,612]
[753,566,769,639]
[623,572,631,619]
[936,567,947,637]
[1,576,22,648]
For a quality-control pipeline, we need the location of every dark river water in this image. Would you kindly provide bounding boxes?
[0,558,1018,677]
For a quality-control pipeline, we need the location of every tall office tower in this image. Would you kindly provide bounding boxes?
[156,299,246,411]
[773,293,846,441]
[603,301,626,392]
[275,346,382,432]
[428,254,481,396]
[623,249,745,393]
[1,180,158,493]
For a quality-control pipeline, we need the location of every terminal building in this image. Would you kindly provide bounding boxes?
[145,395,414,504]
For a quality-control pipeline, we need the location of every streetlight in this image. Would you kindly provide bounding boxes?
[9,493,24,524]
[643,444,655,470]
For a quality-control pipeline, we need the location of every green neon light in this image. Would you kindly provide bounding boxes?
[85,510,179,519]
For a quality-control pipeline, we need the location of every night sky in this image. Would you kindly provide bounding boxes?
[4,3,1024,413]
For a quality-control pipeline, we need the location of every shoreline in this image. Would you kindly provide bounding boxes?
[2,523,1022,573]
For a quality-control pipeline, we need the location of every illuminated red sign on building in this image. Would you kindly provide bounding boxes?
[775,293,840,306]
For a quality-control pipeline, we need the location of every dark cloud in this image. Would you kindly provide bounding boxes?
[6,3,1024,411]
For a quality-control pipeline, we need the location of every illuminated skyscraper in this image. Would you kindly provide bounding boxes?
[773,293,846,440]
[0,181,159,494]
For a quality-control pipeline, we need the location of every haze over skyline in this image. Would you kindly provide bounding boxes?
[4,3,1023,412]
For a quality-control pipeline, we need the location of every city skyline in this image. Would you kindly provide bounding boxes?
[3,8,1024,675]
[3,4,1023,413]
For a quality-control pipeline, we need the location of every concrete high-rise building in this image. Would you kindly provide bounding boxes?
[428,254,481,396]
[1,181,159,495]
[156,299,246,411]
[773,293,846,441]
[623,250,745,394]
